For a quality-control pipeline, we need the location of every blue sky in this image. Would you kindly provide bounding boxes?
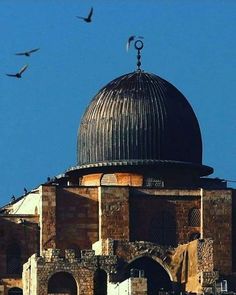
[0,1,236,206]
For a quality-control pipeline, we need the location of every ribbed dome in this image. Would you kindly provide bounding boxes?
[77,71,212,176]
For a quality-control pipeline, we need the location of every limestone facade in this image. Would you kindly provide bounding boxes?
[0,176,235,294]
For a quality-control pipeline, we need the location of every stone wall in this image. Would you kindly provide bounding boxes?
[0,278,22,295]
[56,187,98,250]
[130,277,147,295]
[108,277,147,295]
[202,189,232,274]
[0,215,39,294]
[40,186,99,252]
[232,189,236,272]
[41,185,57,252]
[130,188,201,245]
[102,239,215,293]
[23,248,117,295]
[99,186,130,240]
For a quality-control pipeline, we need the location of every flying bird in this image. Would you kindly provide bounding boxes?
[76,7,93,23]
[6,64,28,78]
[126,35,136,52]
[15,48,40,57]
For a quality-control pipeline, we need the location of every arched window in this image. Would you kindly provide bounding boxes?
[188,208,200,227]
[149,211,176,246]
[8,287,23,295]
[94,269,107,295]
[6,243,22,274]
[48,272,77,295]
[101,174,117,185]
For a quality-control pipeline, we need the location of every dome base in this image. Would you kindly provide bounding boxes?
[67,159,213,178]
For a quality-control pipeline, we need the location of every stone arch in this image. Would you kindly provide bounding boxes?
[128,254,173,282]
[120,256,174,294]
[100,173,117,185]
[48,271,78,295]
[8,287,23,295]
[94,269,107,295]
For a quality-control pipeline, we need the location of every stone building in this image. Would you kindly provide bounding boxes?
[0,41,235,295]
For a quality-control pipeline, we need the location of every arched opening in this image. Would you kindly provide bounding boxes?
[8,287,23,295]
[6,242,22,274]
[122,257,173,294]
[48,272,77,295]
[94,269,107,295]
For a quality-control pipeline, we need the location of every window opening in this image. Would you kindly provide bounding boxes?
[188,208,200,227]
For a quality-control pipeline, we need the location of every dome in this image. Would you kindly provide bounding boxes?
[77,71,213,176]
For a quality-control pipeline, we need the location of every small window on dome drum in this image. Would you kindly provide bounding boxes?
[101,174,117,185]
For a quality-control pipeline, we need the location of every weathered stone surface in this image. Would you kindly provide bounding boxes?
[202,190,232,274]
[99,187,130,240]
[23,248,117,295]
[1,184,235,294]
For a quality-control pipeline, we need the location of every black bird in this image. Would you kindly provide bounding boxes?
[126,35,136,51]
[6,65,28,78]
[15,48,40,57]
[76,7,93,23]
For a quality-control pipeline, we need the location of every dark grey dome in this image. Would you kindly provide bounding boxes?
[77,71,212,176]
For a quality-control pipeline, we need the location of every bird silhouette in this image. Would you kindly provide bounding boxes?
[76,7,93,23]
[15,48,40,57]
[6,65,28,78]
[126,35,136,51]
[126,35,144,51]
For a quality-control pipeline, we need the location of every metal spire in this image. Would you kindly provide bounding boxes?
[134,39,144,71]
